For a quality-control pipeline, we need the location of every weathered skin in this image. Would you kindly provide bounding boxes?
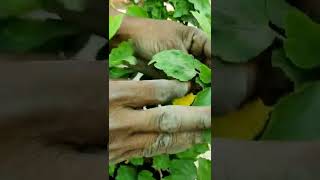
[109,80,211,163]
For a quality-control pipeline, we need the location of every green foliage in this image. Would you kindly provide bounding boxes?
[109,40,136,67]
[261,82,320,140]
[152,154,170,170]
[168,0,193,18]
[212,0,320,154]
[138,170,155,180]
[109,14,124,40]
[143,0,169,19]
[130,157,144,166]
[116,165,137,180]
[127,5,149,18]
[176,143,209,160]
[109,164,116,177]
[213,0,275,62]
[164,159,197,180]
[193,87,211,106]
[149,50,198,81]
[197,158,211,180]
[284,8,320,69]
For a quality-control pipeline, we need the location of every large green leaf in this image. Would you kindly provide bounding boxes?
[138,170,155,180]
[127,5,149,18]
[261,81,320,140]
[109,14,124,40]
[152,154,170,170]
[0,0,42,18]
[213,0,275,62]
[0,19,77,52]
[116,165,137,180]
[164,159,197,180]
[284,8,320,69]
[197,158,211,180]
[149,50,198,81]
[109,40,137,68]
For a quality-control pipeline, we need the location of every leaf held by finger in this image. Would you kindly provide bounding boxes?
[149,50,199,81]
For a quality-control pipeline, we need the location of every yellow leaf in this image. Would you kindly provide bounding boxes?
[172,93,196,106]
[213,99,272,140]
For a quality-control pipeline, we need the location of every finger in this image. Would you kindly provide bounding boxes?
[183,27,211,60]
[109,131,206,163]
[109,80,190,107]
[133,105,211,133]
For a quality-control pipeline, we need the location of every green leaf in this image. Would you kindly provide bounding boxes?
[109,14,124,40]
[176,143,209,160]
[195,76,206,88]
[191,11,211,38]
[188,0,211,18]
[109,164,116,177]
[165,159,197,180]
[109,40,137,68]
[109,67,133,79]
[272,48,312,88]
[193,87,211,106]
[0,0,42,18]
[266,0,294,28]
[149,50,198,81]
[168,0,193,18]
[152,154,170,170]
[116,165,137,180]
[284,8,320,69]
[197,158,211,180]
[261,81,320,140]
[197,63,211,84]
[130,157,144,166]
[213,0,275,62]
[127,5,149,18]
[138,170,155,180]
[143,0,168,19]
[0,19,77,52]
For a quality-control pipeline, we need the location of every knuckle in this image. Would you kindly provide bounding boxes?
[156,109,181,132]
[143,133,174,157]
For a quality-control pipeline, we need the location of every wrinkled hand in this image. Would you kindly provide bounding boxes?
[113,17,211,62]
[109,80,211,163]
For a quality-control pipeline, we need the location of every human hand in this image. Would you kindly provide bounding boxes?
[109,80,211,163]
[112,17,211,63]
